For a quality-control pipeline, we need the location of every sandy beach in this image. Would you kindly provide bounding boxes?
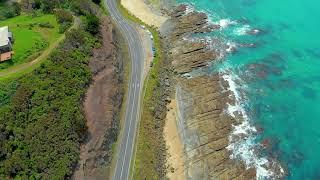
[121,0,167,28]
[164,99,186,180]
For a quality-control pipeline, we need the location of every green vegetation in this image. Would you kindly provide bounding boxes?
[0,0,96,71]
[0,14,61,70]
[108,25,130,179]
[0,23,98,179]
[114,1,166,179]
[0,0,125,178]
[92,0,101,5]
[0,28,71,82]
[85,14,100,35]
[134,29,165,179]
[0,81,18,106]
[21,0,70,13]
[54,9,74,33]
[0,1,21,20]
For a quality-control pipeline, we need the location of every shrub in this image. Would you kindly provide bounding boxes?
[70,0,92,15]
[11,2,21,15]
[54,9,73,24]
[28,23,34,30]
[39,22,54,28]
[39,0,56,13]
[0,2,21,20]
[2,10,15,19]
[92,0,101,5]
[0,28,97,179]
[59,23,71,33]
[85,14,100,35]
[54,9,73,33]
[33,0,42,9]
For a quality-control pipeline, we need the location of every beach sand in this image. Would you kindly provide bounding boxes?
[121,0,167,28]
[164,99,186,180]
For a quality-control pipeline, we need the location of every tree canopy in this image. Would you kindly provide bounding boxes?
[0,24,97,179]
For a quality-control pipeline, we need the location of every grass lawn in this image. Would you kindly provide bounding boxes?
[0,14,61,70]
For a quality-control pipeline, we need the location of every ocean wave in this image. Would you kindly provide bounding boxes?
[216,18,237,29]
[178,3,284,179]
[185,5,195,14]
[234,25,251,36]
[226,41,237,53]
[221,72,284,179]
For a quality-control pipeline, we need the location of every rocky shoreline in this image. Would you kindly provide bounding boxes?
[159,4,284,179]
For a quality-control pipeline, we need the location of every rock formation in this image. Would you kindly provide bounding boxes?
[176,76,256,179]
[161,5,258,179]
[170,41,216,74]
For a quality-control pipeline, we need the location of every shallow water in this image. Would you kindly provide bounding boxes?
[176,0,320,179]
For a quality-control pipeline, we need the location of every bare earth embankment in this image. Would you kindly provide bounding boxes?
[73,14,124,179]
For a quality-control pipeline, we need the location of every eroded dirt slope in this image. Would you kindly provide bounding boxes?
[73,15,124,180]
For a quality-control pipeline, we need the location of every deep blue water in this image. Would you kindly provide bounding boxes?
[176,0,320,179]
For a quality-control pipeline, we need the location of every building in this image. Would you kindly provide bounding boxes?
[0,26,14,62]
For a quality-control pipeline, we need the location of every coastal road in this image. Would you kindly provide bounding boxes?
[104,0,144,180]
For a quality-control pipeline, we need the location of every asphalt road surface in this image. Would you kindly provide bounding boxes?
[104,0,144,180]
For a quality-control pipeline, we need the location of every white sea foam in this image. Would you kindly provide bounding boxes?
[252,29,261,34]
[234,25,251,36]
[185,5,195,14]
[226,41,237,53]
[227,135,274,179]
[221,72,282,179]
[216,18,237,29]
[177,4,284,177]
[182,4,282,178]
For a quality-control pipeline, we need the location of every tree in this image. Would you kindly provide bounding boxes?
[54,9,73,24]
[92,0,101,5]
[20,0,35,11]
[85,14,100,35]
[11,2,22,15]
[40,0,56,13]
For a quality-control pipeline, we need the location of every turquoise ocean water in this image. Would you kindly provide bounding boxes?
[176,0,320,179]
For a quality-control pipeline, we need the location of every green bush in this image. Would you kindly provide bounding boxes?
[85,14,100,35]
[0,26,98,179]
[2,9,15,19]
[54,9,73,24]
[92,0,101,5]
[54,9,73,33]
[39,22,54,28]
[58,23,71,33]
[0,2,21,20]
[39,0,56,13]
[70,0,92,15]
[11,2,21,15]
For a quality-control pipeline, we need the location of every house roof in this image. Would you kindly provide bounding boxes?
[0,26,10,47]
